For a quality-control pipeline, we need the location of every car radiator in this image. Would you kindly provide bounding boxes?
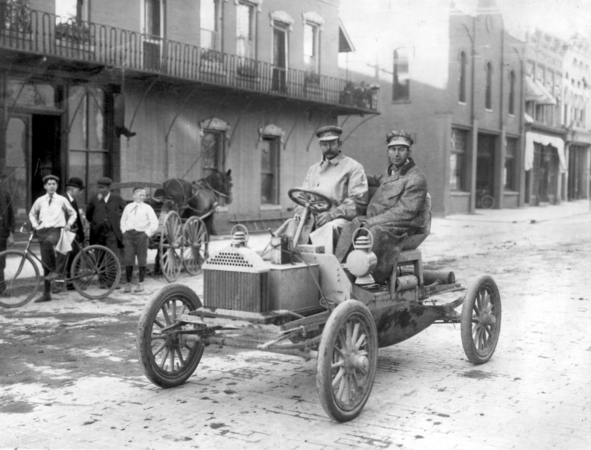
[202,244,269,312]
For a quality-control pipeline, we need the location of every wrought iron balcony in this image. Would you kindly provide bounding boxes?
[0,5,379,114]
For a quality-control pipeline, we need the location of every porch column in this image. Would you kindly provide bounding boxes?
[496,126,507,209]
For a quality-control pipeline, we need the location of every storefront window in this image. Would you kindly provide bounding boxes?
[261,137,280,204]
[201,130,226,205]
[504,138,517,191]
[450,128,468,191]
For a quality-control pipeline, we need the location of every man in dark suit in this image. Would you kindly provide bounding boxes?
[86,177,126,287]
[0,175,15,293]
[56,177,85,292]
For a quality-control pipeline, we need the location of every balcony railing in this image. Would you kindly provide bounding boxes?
[0,6,379,113]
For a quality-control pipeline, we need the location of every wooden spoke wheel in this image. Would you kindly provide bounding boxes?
[136,284,204,388]
[317,300,378,422]
[182,217,209,276]
[159,211,183,282]
[461,275,502,364]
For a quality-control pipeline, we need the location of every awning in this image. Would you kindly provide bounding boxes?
[525,76,556,105]
[525,132,566,172]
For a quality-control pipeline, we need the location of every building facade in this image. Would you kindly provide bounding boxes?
[523,30,568,206]
[0,0,377,232]
[563,33,591,201]
[338,0,525,215]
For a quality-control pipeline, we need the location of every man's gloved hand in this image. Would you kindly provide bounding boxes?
[353,216,369,228]
[315,211,333,228]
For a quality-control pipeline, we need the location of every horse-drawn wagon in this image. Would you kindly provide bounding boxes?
[135,187,501,422]
[112,169,232,282]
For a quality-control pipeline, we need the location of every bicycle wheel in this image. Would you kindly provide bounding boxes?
[71,245,121,300]
[481,195,495,209]
[0,250,41,308]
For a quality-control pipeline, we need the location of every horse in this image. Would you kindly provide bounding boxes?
[161,169,233,236]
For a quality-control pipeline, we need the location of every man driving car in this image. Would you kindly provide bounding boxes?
[276,125,368,253]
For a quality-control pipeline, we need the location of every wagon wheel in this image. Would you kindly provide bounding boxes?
[316,300,378,422]
[159,211,183,282]
[461,275,502,364]
[137,284,204,388]
[182,217,209,275]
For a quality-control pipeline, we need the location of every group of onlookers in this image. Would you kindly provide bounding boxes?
[0,175,158,303]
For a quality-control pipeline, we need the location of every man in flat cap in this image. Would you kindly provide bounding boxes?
[120,186,158,293]
[86,177,126,285]
[276,125,368,252]
[28,174,77,302]
[335,130,430,284]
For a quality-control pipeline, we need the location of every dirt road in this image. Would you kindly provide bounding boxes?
[1,201,590,449]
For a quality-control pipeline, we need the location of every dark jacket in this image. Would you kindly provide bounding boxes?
[365,158,428,229]
[0,190,15,238]
[338,158,428,284]
[66,193,85,244]
[86,192,126,246]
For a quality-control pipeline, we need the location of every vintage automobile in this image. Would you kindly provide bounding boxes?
[136,188,502,422]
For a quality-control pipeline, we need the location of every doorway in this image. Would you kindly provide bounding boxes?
[3,113,61,226]
[476,134,496,207]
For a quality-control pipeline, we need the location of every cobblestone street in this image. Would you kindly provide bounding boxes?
[1,201,590,450]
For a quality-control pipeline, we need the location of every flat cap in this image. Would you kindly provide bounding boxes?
[96,177,113,186]
[66,177,85,189]
[316,125,343,142]
[42,174,60,184]
[386,130,414,147]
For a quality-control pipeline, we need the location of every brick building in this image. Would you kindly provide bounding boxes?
[338,0,525,215]
[0,0,377,232]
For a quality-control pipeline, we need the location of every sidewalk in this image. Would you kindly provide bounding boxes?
[443,199,591,223]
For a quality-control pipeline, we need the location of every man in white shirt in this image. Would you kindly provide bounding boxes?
[120,187,158,293]
[29,175,77,303]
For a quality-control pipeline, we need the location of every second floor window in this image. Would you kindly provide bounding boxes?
[459,51,467,103]
[485,62,492,110]
[304,22,320,74]
[509,70,515,115]
[393,48,409,102]
[144,0,162,38]
[201,0,222,51]
[237,2,255,59]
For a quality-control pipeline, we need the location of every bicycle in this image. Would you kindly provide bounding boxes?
[476,189,495,209]
[0,225,121,308]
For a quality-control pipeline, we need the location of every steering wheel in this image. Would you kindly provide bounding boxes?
[288,188,332,213]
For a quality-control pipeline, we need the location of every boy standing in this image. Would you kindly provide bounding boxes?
[29,175,77,303]
[120,187,158,293]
